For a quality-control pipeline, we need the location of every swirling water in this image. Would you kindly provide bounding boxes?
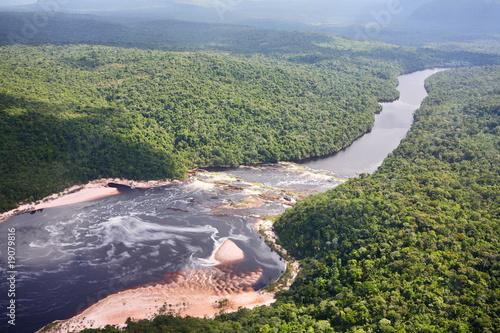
[0,69,440,332]
[0,182,290,332]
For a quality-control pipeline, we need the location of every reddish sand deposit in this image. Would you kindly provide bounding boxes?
[41,265,273,332]
[39,239,275,332]
[0,178,181,224]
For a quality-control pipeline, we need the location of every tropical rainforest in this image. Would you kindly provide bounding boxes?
[3,14,497,212]
[0,11,498,333]
[78,64,500,333]
[0,42,398,211]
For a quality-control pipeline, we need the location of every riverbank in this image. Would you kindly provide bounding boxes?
[25,69,441,332]
[36,169,307,332]
[38,240,276,332]
[27,164,337,332]
[0,178,184,224]
[254,218,300,291]
[300,68,447,176]
[40,281,275,333]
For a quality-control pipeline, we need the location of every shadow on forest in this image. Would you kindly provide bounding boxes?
[0,92,185,212]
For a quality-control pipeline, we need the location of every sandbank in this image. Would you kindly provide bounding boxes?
[214,239,245,263]
[0,178,181,224]
[254,218,300,291]
[39,266,274,332]
[38,236,276,332]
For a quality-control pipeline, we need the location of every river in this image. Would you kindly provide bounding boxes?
[0,69,442,332]
[300,69,445,177]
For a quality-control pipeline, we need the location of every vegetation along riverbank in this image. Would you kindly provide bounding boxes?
[69,65,500,333]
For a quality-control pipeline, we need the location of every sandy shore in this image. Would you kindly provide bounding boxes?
[23,172,300,332]
[40,274,274,332]
[40,241,274,332]
[254,218,300,291]
[0,178,182,224]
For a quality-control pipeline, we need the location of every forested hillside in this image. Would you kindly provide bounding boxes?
[272,66,500,332]
[2,8,497,333]
[0,42,403,212]
[1,12,499,66]
[2,11,499,213]
[77,66,500,333]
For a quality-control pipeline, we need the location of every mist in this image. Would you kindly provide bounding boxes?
[0,0,434,24]
[0,0,498,42]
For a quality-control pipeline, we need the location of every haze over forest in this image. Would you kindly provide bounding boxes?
[0,0,498,332]
[2,0,499,34]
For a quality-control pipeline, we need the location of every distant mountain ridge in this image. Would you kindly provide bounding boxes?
[407,0,500,33]
[0,0,202,19]
[0,0,429,26]
[0,1,498,49]
[2,0,498,36]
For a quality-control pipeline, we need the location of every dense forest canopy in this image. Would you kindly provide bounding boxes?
[0,40,401,212]
[272,66,500,332]
[76,65,500,333]
[0,10,498,333]
[1,14,498,213]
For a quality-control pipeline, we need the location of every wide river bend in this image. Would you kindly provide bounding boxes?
[0,69,443,332]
